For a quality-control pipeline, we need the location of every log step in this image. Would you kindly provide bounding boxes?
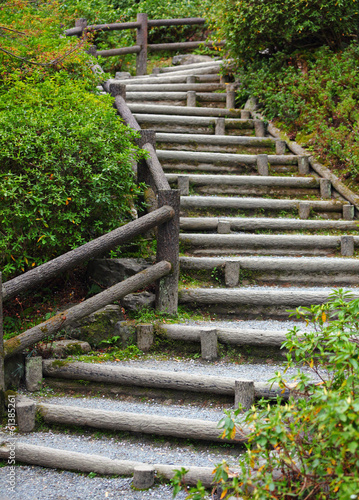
[180,255,359,285]
[135,114,251,129]
[125,83,225,92]
[37,402,247,444]
[157,61,223,73]
[180,196,347,217]
[156,132,275,151]
[180,233,357,256]
[179,287,359,318]
[128,104,242,117]
[126,91,226,102]
[0,441,216,487]
[161,323,288,347]
[42,360,283,400]
[179,216,359,233]
[115,73,221,85]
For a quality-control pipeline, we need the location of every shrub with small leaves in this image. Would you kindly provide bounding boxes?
[0,73,143,280]
[175,289,359,499]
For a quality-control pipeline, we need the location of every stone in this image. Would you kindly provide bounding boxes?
[257,154,269,176]
[121,291,155,312]
[136,324,154,352]
[218,220,231,234]
[298,203,311,219]
[187,90,196,107]
[133,465,155,489]
[65,304,124,347]
[343,204,354,220]
[114,320,137,348]
[172,54,214,66]
[178,176,189,196]
[15,396,36,432]
[215,117,225,135]
[225,261,240,288]
[25,357,42,392]
[234,380,255,410]
[275,140,286,155]
[341,235,354,256]
[200,329,218,361]
[87,258,151,289]
[36,340,91,359]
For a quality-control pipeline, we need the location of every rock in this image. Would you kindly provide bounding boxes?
[15,395,36,432]
[36,340,91,359]
[121,291,155,312]
[87,258,151,288]
[172,54,216,66]
[65,304,124,347]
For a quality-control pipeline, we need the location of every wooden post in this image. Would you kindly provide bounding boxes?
[156,190,180,314]
[136,13,148,76]
[0,273,4,417]
[75,18,87,37]
[137,130,157,216]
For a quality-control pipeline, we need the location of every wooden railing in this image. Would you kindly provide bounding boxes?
[65,15,224,75]
[1,79,180,405]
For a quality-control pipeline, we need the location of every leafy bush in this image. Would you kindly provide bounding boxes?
[175,289,359,499]
[209,0,359,63]
[0,0,97,84]
[0,74,143,279]
[236,43,359,184]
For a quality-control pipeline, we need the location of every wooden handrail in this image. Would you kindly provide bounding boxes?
[65,17,205,36]
[4,261,172,359]
[2,206,174,302]
[143,143,171,191]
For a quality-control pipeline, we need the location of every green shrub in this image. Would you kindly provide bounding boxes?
[235,43,359,182]
[0,74,143,279]
[174,289,359,499]
[209,0,359,62]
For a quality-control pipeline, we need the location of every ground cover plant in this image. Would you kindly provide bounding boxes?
[173,290,359,499]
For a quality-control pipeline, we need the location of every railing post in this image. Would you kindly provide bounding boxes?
[156,190,180,314]
[136,13,148,76]
[75,18,87,37]
[0,272,5,418]
[136,130,158,215]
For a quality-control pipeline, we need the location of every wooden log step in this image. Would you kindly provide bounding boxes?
[180,256,359,285]
[179,287,359,310]
[0,442,215,487]
[115,74,220,85]
[179,217,359,233]
[157,61,223,73]
[136,114,247,128]
[167,174,320,188]
[42,360,283,400]
[180,196,346,213]
[38,402,247,443]
[161,323,288,347]
[126,92,226,102]
[125,83,225,92]
[180,233,356,254]
[128,104,242,117]
[156,132,274,146]
[157,150,296,164]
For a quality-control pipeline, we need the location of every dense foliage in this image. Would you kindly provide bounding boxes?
[209,0,359,63]
[0,1,143,280]
[174,290,359,499]
[0,75,142,279]
[236,43,359,183]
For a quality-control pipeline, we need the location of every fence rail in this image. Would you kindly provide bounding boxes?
[66,15,223,76]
